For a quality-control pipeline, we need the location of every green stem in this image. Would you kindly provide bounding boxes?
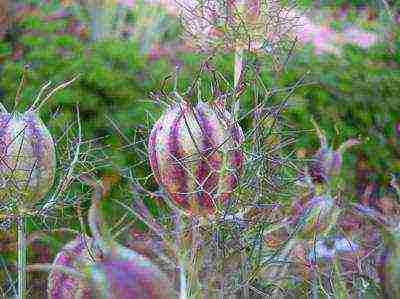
[17,216,27,299]
[233,46,244,120]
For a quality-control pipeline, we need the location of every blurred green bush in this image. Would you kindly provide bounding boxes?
[279,27,400,189]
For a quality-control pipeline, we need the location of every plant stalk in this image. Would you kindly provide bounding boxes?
[233,45,244,120]
[17,216,27,299]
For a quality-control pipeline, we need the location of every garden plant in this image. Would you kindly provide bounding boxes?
[0,0,400,298]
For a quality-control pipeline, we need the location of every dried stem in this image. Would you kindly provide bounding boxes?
[14,68,27,112]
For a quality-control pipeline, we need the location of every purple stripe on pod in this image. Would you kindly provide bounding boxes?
[48,235,92,299]
[166,110,189,208]
[194,103,221,209]
[148,123,162,184]
[22,112,56,202]
[24,113,43,164]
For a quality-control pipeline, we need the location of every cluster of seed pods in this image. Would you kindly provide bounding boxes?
[262,123,363,293]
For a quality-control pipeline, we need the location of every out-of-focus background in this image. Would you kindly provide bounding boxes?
[0,0,399,297]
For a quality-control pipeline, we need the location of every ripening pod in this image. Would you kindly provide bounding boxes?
[309,121,359,183]
[48,234,176,299]
[47,235,94,299]
[148,99,244,215]
[377,229,400,299]
[0,110,56,208]
[48,180,176,299]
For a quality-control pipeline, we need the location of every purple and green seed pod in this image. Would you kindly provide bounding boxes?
[148,100,244,215]
[378,229,400,299]
[0,111,56,207]
[48,235,176,299]
[309,120,359,183]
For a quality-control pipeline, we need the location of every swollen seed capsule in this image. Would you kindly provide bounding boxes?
[0,111,56,208]
[378,230,400,299]
[148,100,244,215]
[309,121,359,183]
[48,235,176,299]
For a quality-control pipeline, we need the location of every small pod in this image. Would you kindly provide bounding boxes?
[378,229,400,299]
[48,235,176,299]
[48,181,176,299]
[0,110,56,207]
[309,121,359,183]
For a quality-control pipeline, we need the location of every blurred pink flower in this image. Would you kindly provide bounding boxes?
[118,0,135,7]
[343,27,378,48]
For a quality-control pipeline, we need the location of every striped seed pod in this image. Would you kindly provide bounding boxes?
[48,235,176,299]
[0,110,56,208]
[148,99,244,215]
[48,182,176,299]
[378,228,400,299]
[310,121,359,183]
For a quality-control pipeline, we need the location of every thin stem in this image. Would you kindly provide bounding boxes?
[28,80,52,112]
[0,102,7,113]
[14,68,27,112]
[233,46,244,120]
[17,216,27,299]
[33,75,79,112]
[179,259,188,299]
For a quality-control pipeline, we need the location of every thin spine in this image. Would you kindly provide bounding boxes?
[33,75,79,112]
[28,81,52,112]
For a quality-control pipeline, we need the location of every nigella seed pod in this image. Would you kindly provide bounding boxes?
[48,181,176,299]
[0,110,56,207]
[48,236,176,299]
[309,120,359,183]
[377,229,400,299]
[148,99,244,215]
[48,235,94,299]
